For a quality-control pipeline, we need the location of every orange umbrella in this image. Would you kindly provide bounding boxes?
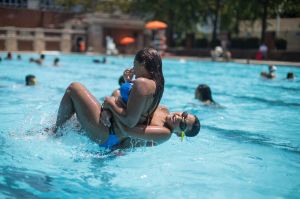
[145,20,168,29]
[120,37,135,45]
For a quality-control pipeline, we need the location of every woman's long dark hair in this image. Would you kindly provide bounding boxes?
[134,48,164,123]
[195,84,214,102]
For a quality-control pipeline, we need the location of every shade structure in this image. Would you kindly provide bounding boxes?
[145,20,168,29]
[120,37,135,45]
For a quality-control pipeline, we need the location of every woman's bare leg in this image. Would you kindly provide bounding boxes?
[55,82,109,143]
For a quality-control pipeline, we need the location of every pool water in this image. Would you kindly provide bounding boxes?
[0,53,300,198]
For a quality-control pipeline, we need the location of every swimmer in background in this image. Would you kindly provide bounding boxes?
[25,75,37,86]
[29,54,45,65]
[0,74,36,88]
[195,84,219,106]
[260,65,276,79]
[35,54,45,65]
[286,72,295,80]
[53,58,60,66]
[5,52,12,60]
[93,57,107,64]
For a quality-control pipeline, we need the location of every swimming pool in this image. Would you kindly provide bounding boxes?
[0,53,300,198]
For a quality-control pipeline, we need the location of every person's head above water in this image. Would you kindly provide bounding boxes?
[6,52,12,60]
[40,54,45,60]
[268,65,277,73]
[53,57,60,66]
[25,75,36,86]
[166,112,201,137]
[195,84,214,103]
[133,48,165,114]
[287,72,295,80]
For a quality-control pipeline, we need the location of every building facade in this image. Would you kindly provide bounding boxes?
[239,18,300,51]
[0,4,147,54]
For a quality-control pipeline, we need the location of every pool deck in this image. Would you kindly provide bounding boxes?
[2,51,300,68]
[233,59,300,68]
[164,55,300,68]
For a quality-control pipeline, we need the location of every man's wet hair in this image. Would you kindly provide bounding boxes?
[185,115,201,137]
[25,74,36,86]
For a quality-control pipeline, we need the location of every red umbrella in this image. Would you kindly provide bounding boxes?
[120,37,135,45]
[145,20,168,29]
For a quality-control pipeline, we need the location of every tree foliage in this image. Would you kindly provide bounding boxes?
[55,0,300,46]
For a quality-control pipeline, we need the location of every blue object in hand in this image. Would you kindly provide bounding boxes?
[120,82,133,104]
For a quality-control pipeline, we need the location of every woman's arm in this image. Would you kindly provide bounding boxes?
[104,78,154,127]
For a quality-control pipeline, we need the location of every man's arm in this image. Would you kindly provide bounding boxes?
[119,123,172,144]
[103,78,154,127]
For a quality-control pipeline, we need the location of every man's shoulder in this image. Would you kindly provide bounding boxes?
[157,105,169,114]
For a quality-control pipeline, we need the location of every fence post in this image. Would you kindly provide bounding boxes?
[61,29,71,53]
[34,28,45,52]
[5,27,17,51]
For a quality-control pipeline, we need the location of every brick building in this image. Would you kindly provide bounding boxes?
[0,1,147,54]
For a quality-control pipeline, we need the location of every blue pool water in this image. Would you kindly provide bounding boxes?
[0,53,300,198]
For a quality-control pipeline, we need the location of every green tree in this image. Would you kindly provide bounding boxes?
[126,0,204,47]
[55,0,300,47]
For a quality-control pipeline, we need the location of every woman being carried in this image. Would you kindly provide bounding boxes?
[108,78,201,148]
[56,80,200,148]
[54,48,165,148]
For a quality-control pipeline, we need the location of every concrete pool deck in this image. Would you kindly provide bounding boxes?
[2,51,300,68]
[164,55,300,68]
[233,59,300,68]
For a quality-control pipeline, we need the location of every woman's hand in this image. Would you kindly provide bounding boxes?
[103,96,115,109]
[123,68,134,82]
[100,109,112,127]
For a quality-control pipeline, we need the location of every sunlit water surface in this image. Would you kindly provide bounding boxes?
[0,53,300,198]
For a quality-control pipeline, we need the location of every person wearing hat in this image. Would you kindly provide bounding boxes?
[260,65,277,79]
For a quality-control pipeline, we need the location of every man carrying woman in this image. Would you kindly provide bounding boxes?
[53,48,200,149]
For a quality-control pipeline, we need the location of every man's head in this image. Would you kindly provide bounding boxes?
[166,112,201,137]
[25,75,36,86]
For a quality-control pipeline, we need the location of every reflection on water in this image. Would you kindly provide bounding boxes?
[0,166,52,198]
[204,125,300,155]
